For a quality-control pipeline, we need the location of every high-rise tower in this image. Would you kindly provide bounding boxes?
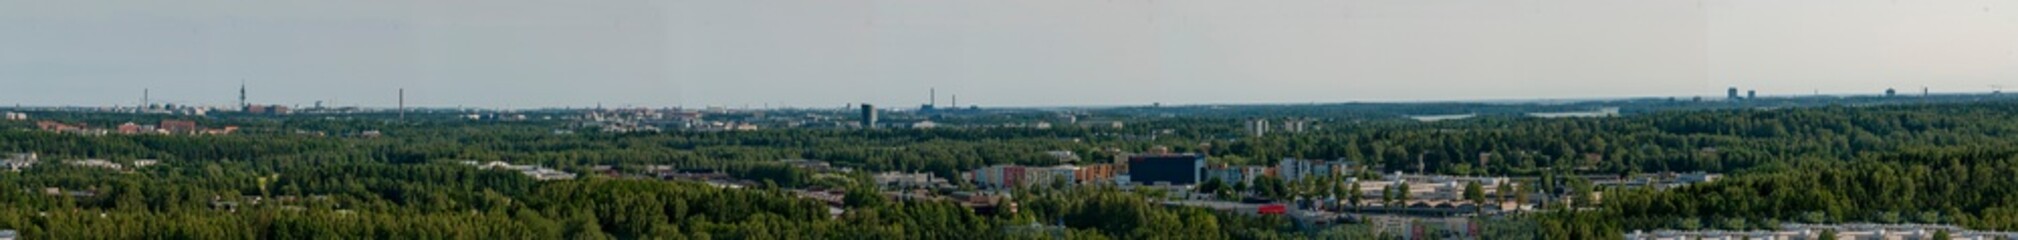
[861,104,877,128]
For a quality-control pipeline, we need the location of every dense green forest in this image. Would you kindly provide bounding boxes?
[7,101,2018,238]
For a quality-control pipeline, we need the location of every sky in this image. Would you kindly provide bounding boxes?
[2,0,2015,109]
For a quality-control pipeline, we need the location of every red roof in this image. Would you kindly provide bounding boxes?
[1257,204,1287,215]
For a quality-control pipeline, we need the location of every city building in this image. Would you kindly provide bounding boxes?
[968,163,1120,189]
[779,159,841,172]
[1073,164,1119,184]
[1127,154,1206,186]
[1021,165,1079,187]
[860,104,877,128]
[245,104,291,115]
[131,159,160,168]
[36,121,83,132]
[525,168,577,181]
[1245,119,1269,136]
[1046,151,1080,163]
[1,112,24,121]
[1279,119,1309,134]
[1277,158,1353,181]
[463,161,576,181]
[969,165,1027,189]
[875,172,950,190]
[37,119,232,135]
[116,122,147,134]
[920,88,938,113]
[1677,172,1721,184]
[1075,120,1125,129]
[1727,87,1740,100]
[67,159,124,171]
[1204,165,1270,186]
[951,191,1016,216]
[1747,90,1757,99]
[3,153,36,171]
[160,120,199,133]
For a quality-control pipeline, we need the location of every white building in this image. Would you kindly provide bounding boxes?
[526,168,578,180]
[1279,119,1309,133]
[2,153,35,171]
[1023,165,1080,187]
[464,161,575,181]
[1245,119,1270,136]
[1678,172,1722,184]
[875,172,948,189]
[1277,158,1351,182]
[1046,151,1080,163]
[67,159,123,171]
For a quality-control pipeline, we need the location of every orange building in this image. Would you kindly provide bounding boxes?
[1074,164,1119,184]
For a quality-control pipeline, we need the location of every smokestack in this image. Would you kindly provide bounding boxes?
[931,88,937,106]
[952,95,958,108]
[142,88,149,107]
[398,88,405,120]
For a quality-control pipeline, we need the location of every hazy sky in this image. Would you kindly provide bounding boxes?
[3,0,2015,108]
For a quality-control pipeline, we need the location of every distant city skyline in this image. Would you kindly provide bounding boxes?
[3,0,2016,108]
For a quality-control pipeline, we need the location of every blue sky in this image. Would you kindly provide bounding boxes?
[3,0,2015,108]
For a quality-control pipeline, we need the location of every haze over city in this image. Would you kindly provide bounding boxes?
[4,0,2016,108]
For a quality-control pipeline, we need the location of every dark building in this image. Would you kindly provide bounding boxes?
[860,104,877,128]
[1727,87,1739,100]
[1127,154,1205,186]
[1747,90,1756,99]
[1886,88,1897,97]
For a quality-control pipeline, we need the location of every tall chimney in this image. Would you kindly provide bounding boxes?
[398,88,405,120]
